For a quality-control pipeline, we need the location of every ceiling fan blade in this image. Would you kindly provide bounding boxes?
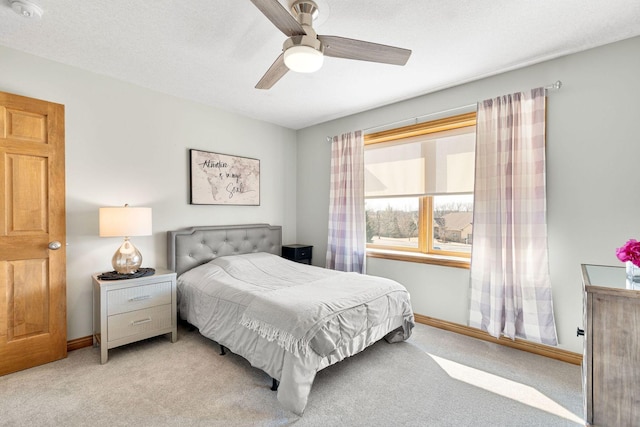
[250,0,306,37]
[255,53,289,90]
[318,35,411,66]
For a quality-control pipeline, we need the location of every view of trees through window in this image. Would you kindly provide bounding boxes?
[366,197,419,248]
[366,194,473,254]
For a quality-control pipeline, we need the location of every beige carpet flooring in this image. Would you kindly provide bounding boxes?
[0,322,584,426]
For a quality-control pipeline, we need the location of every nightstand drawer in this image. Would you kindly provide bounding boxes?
[107,281,172,315]
[107,304,173,342]
[296,248,311,258]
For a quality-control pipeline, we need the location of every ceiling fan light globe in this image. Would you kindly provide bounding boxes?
[284,45,323,73]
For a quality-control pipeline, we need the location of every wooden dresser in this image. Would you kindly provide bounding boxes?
[581,264,640,426]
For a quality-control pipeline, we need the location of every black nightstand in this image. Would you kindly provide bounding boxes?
[282,244,313,264]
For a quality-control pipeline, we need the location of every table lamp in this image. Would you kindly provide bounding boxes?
[99,204,152,274]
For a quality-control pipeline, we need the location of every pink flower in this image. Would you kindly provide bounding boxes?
[616,239,640,267]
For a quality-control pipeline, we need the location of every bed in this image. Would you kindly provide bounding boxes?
[167,224,414,414]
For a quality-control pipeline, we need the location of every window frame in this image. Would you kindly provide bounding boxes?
[364,112,476,267]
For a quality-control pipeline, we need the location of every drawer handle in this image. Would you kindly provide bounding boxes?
[129,295,152,302]
[131,318,152,326]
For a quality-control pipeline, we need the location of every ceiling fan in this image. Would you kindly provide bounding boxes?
[250,0,412,89]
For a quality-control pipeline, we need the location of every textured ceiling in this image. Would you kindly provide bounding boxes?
[1,0,640,129]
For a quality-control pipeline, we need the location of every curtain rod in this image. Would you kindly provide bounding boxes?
[326,80,562,141]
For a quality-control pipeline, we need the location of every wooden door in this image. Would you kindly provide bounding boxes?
[0,91,66,375]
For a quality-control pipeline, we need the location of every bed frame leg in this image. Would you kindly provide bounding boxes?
[219,345,226,356]
[271,378,279,391]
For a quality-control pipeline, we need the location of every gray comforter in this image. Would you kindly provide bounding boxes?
[177,252,414,414]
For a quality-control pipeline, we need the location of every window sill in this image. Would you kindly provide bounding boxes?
[366,249,470,269]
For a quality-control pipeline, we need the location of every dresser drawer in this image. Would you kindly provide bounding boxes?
[107,304,173,342]
[107,281,172,315]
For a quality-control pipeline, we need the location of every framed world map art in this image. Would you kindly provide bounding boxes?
[189,149,260,205]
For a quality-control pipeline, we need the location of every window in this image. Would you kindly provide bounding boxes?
[364,112,476,265]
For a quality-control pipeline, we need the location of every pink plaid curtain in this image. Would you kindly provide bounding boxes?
[326,131,365,273]
[469,87,558,345]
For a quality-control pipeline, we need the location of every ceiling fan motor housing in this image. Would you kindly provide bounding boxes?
[283,35,323,52]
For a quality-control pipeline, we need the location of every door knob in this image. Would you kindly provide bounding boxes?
[48,241,62,250]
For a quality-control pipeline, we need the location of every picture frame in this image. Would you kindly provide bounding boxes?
[189,149,260,205]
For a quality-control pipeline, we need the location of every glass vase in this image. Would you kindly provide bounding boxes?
[626,261,640,283]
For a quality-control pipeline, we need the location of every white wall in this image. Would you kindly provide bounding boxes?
[0,46,298,340]
[295,36,640,354]
[2,36,639,352]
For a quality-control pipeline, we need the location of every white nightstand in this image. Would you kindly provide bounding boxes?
[92,268,177,364]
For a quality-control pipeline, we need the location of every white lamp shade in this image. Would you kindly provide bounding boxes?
[99,206,152,237]
[283,45,324,73]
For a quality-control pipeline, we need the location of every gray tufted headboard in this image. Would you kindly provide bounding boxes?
[167,224,282,276]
